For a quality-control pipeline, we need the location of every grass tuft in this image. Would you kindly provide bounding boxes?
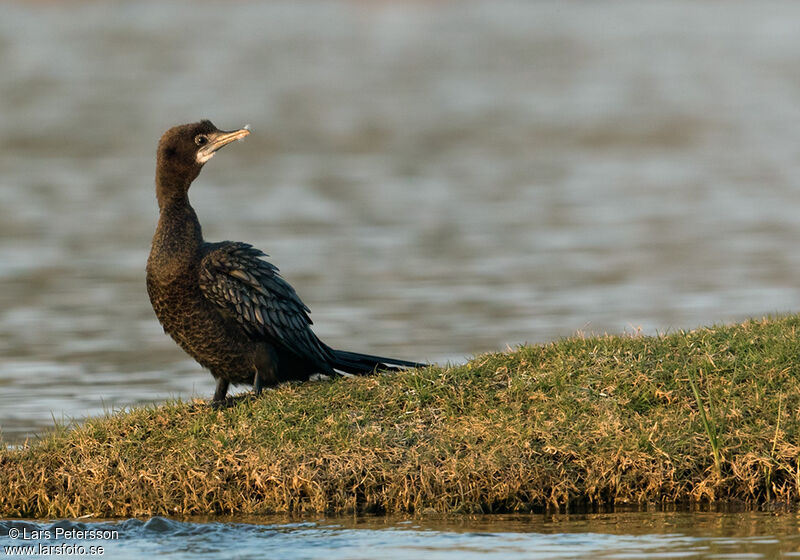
[2,315,800,517]
[687,368,722,478]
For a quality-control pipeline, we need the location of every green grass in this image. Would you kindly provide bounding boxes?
[2,315,800,518]
[687,368,722,477]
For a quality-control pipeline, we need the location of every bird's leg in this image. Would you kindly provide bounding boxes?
[213,378,230,404]
[252,346,278,397]
[253,368,264,396]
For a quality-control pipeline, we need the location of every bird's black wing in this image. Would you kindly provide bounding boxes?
[198,242,334,372]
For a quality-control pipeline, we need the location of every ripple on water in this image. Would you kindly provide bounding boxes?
[1,514,800,560]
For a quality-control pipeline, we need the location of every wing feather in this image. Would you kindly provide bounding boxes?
[198,242,333,372]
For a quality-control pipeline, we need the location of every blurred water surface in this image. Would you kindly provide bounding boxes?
[2,512,800,559]
[2,0,800,441]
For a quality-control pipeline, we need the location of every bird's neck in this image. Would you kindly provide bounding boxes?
[148,196,204,281]
[155,168,192,210]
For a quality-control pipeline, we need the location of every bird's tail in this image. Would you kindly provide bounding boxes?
[328,348,426,375]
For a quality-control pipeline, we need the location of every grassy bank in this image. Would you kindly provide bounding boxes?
[2,315,800,518]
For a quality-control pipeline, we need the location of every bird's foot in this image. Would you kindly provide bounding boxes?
[209,397,234,410]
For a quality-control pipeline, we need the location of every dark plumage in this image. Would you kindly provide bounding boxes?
[146,120,425,403]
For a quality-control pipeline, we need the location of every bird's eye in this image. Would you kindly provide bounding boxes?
[195,135,208,146]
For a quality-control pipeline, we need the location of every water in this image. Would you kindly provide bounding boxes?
[1,513,799,559]
[1,1,800,451]
[5,0,800,443]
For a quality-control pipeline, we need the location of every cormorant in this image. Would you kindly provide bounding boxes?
[147,120,425,403]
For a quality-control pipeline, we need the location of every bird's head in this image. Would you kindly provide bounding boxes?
[156,120,250,206]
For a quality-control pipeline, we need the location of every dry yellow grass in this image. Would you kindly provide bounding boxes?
[2,315,799,518]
